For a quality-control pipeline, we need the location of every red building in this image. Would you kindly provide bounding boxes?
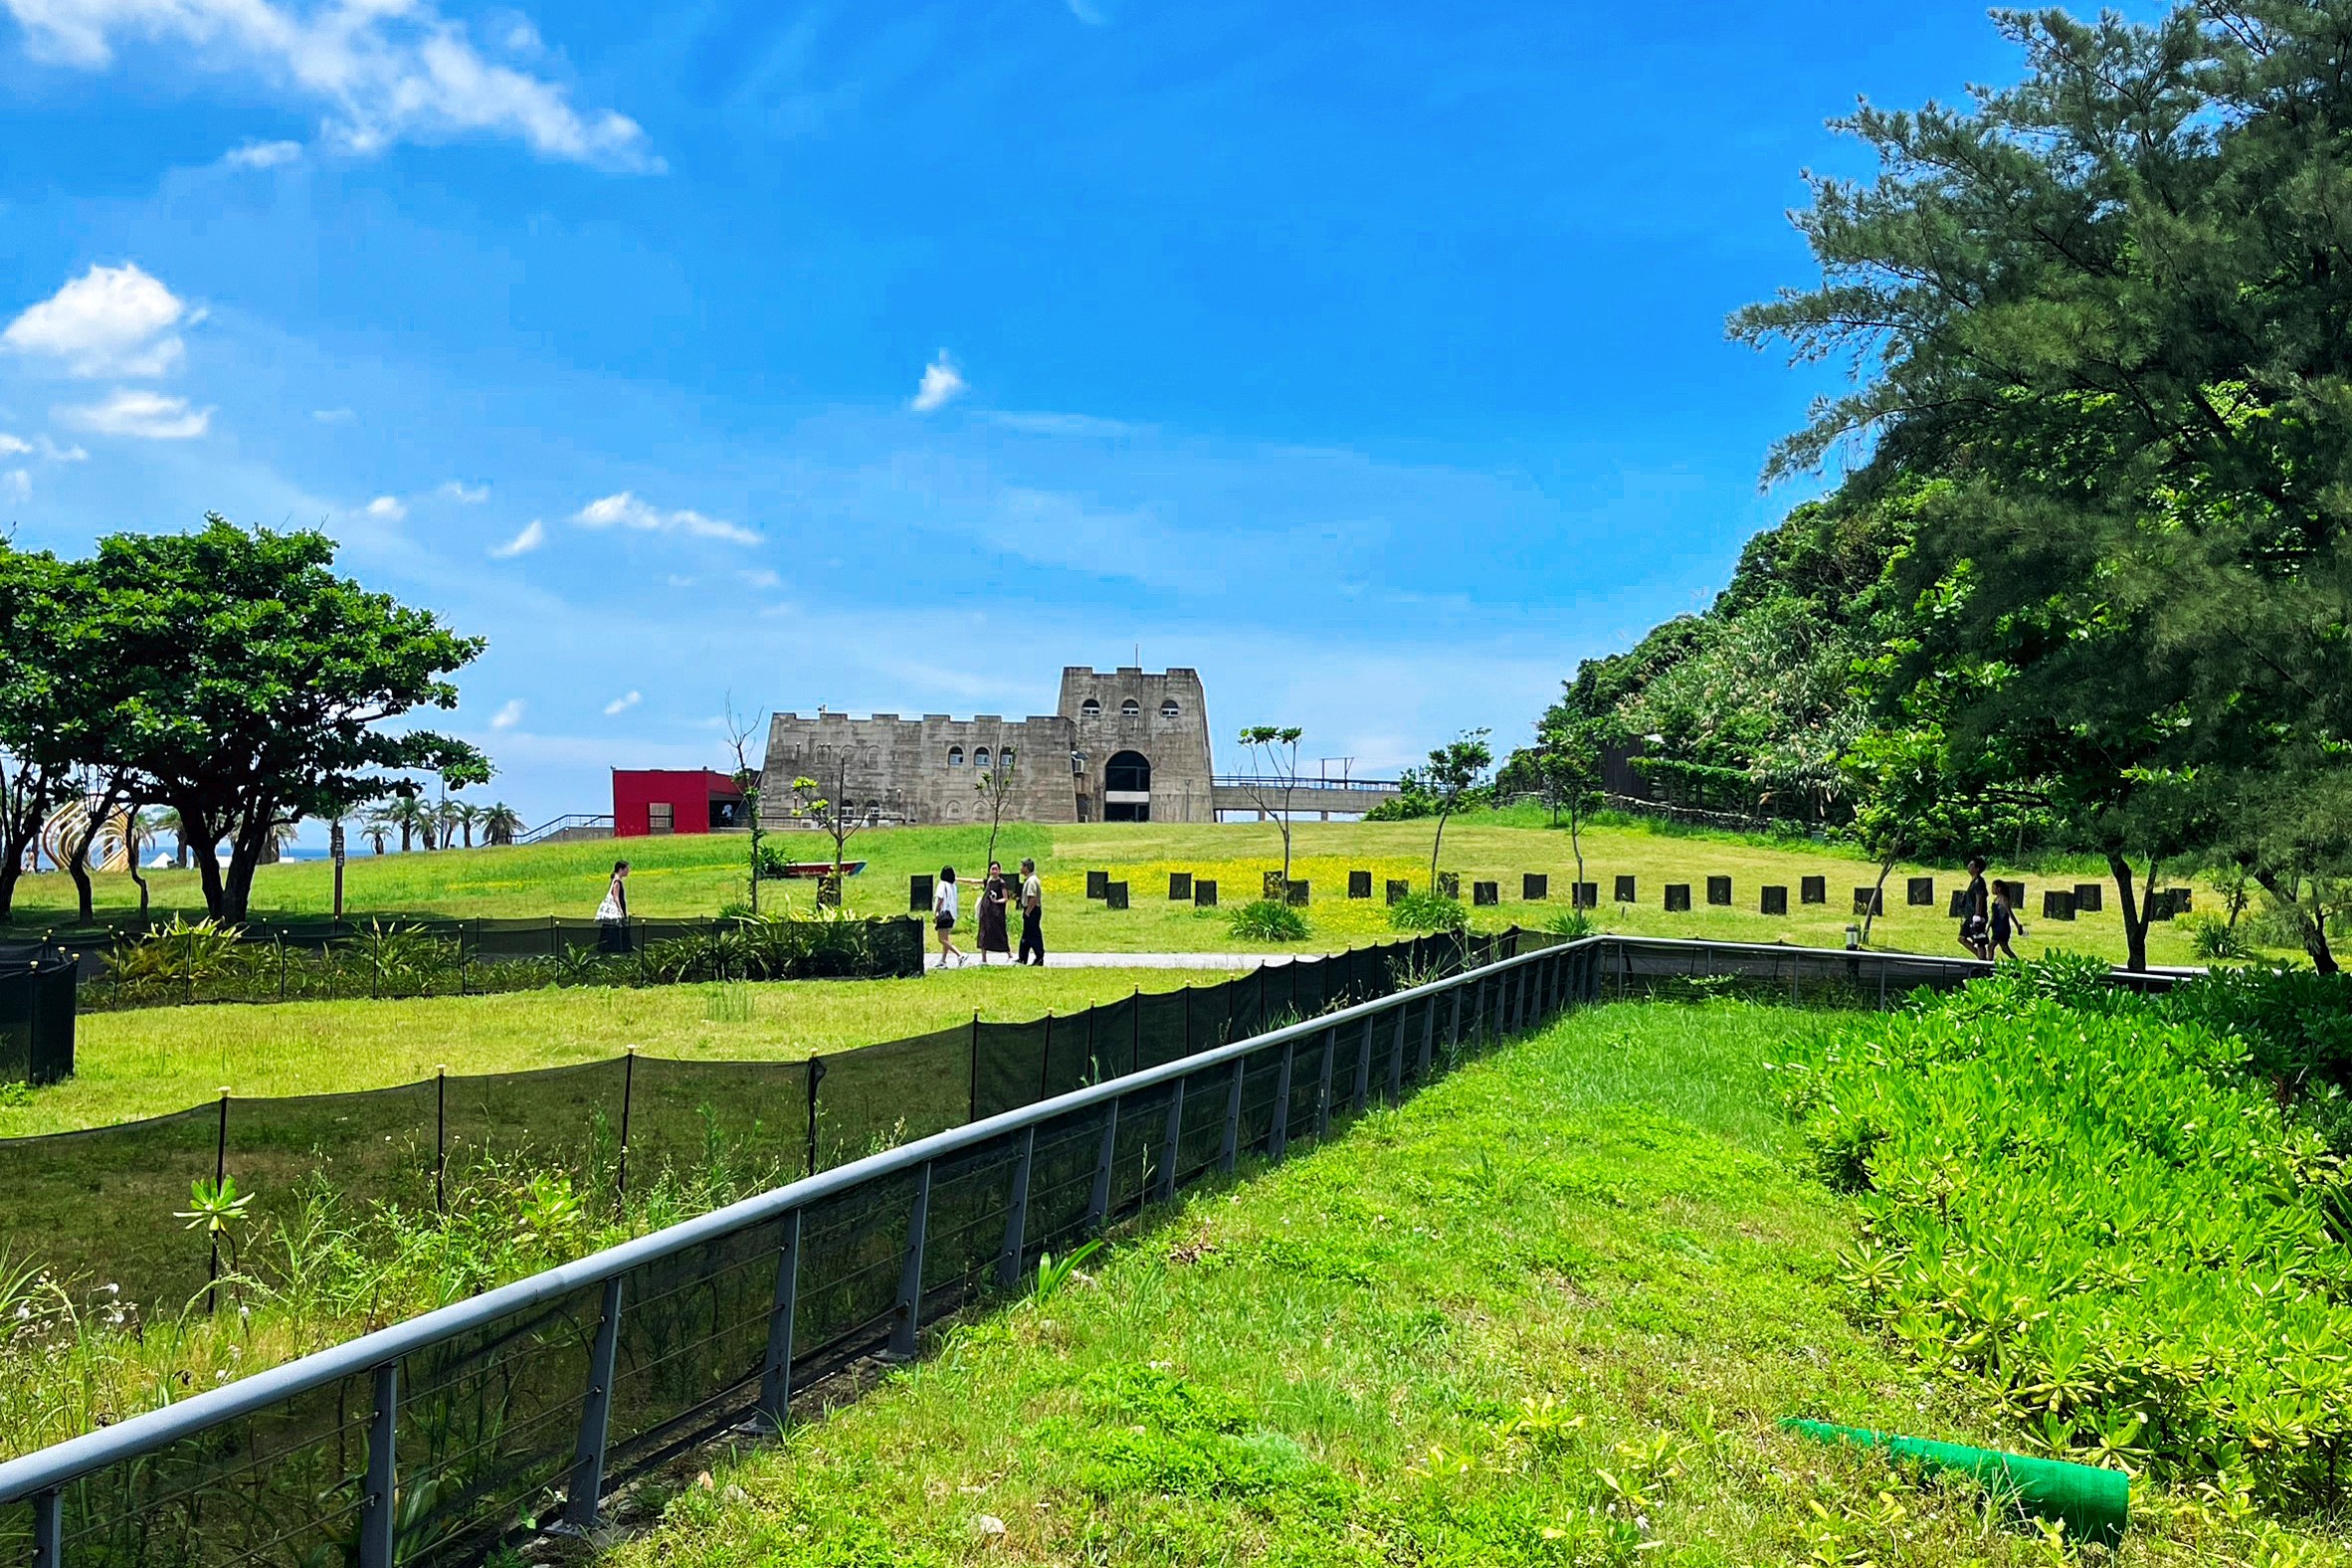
[611,769,747,837]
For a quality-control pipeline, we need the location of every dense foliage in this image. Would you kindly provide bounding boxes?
[1783,959,2352,1511]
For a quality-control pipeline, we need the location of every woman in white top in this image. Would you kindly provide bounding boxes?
[932,865,965,967]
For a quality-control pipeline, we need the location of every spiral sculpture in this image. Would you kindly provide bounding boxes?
[38,801,137,875]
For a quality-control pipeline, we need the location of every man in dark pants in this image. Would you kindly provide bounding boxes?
[1017,857,1046,965]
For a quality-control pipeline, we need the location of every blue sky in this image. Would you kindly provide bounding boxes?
[0,1,2081,829]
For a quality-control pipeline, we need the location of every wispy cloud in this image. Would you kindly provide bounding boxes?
[223,138,301,169]
[490,518,545,558]
[365,494,407,520]
[4,263,194,378]
[1066,0,1108,23]
[987,410,1135,438]
[6,0,662,172]
[2,469,27,500]
[573,490,759,545]
[910,350,966,414]
[61,388,210,439]
[603,690,643,715]
[0,435,27,457]
[738,567,782,589]
[490,698,525,730]
[312,407,355,424]
[441,480,490,503]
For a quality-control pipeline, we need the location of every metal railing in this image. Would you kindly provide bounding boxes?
[514,814,615,847]
[0,934,2172,1565]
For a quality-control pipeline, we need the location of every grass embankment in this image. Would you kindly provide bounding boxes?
[0,967,1231,1137]
[6,809,2216,966]
[614,1002,2323,1566]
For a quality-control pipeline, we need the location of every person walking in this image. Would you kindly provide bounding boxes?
[1989,884,2029,962]
[1958,856,1991,960]
[977,860,1012,963]
[932,865,965,967]
[597,860,632,953]
[1017,856,1046,966]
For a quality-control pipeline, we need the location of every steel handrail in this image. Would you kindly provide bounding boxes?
[0,931,1559,1504]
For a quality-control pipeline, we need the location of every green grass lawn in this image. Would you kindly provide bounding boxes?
[608,1000,2315,1567]
[5,807,2224,967]
[1,966,1232,1137]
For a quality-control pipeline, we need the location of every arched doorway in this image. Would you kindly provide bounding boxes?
[1104,750,1152,822]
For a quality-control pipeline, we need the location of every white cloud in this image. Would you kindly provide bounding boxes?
[223,138,301,169]
[39,436,87,461]
[3,263,192,378]
[490,697,525,730]
[490,518,545,557]
[0,434,28,456]
[910,350,966,414]
[573,490,759,545]
[5,0,661,171]
[312,407,355,424]
[1067,0,1107,23]
[365,494,407,520]
[440,480,490,502]
[666,574,695,588]
[603,689,642,715]
[61,388,211,439]
[738,567,781,589]
[2,469,27,499]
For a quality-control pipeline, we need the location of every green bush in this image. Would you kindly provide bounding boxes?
[1783,964,2352,1510]
[2183,912,2254,961]
[1541,909,1595,939]
[1387,891,1468,933]
[1227,898,1309,942]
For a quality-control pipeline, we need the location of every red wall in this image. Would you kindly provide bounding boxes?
[612,769,743,837]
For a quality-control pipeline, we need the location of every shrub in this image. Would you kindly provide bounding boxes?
[1388,892,1468,933]
[1227,898,1309,942]
[1783,973,2352,1510]
[1541,909,1595,939]
[2183,912,2254,961]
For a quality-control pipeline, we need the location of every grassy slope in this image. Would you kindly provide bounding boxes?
[2,967,1230,1137]
[611,1002,2319,1567]
[9,809,2222,967]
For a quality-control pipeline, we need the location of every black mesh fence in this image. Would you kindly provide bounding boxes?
[23,915,926,1010]
[14,932,2185,1567]
[0,957,75,1087]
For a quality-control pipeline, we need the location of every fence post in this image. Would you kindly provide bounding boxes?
[1351,1016,1373,1113]
[207,1087,230,1314]
[562,1274,625,1530]
[1418,996,1438,1081]
[615,1049,637,1210]
[462,921,471,997]
[889,1160,933,1360]
[1182,984,1194,1058]
[1877,955,1888,1009]
[1447,986,1465,1060]
[997,1125,1036,1288]
[360,1360,398,1568]
[1268,1039,1295,1160]
[1086,1099,1120,1227]
[1218,1058,1245,1173]
[968,1010,980,1124]
[277,931,287,1002]
[1389,1007,1408,1101]
[805,1056,825,1177]
[31,1488,61,1568]
[435,1065,449,1216]
[755,1208,802,1430]
[1038,1012,1054,1104]
[1313,1025,1336,1140]
[1154,1078,1184,1203]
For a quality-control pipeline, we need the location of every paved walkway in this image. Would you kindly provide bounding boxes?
[922,950,1291,971]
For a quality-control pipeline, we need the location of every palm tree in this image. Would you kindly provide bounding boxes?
[444,800,482,849]
[381,796,430,853]
[482,802,523,847]
[362,814,391,855]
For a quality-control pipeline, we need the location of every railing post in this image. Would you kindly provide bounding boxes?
[1447,985,1466,1059]
[996,1126,1036,1288]
[360,1361,397,1568]
[889,1160,934,1360]
[1218,1058,1245,1173]
[1351,1016,1374,1113]
[755,1209,802,1429]
[1086,1100,1120,1227]
[1268,1039,1295,1159]
[563,1274,626,1530]
[1313,1025,1337,1140]
[1154,1078,1185,1202]
[32,1487,63,1568]
[1419,995,1438,1080]
[1389,1006,1409,1101]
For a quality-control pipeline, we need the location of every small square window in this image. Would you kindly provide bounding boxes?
[649,803,676,834]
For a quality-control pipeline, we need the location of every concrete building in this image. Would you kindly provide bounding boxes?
[758,667,1218,827]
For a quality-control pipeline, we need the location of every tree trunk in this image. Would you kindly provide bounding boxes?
[1430,813,1450,893]
[187,801,231,919]
[1569,806,1585,901]
[0,758,59,922]
[219,806,276,924]
[1862,853,1896,946]
[2107,853,2152,973]
[2252,867,2339,976]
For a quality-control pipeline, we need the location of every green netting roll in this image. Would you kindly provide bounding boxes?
[1782,1418,2129,1546]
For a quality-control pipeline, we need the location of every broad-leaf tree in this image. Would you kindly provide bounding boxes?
[88,518,489,921]
[1532,715,1603,898]
[1422,729,1492,894]
[1235,725,1305,892]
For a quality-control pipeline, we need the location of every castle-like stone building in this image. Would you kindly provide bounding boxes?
[759,668,1217,827]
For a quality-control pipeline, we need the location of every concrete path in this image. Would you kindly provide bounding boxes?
[922,950,1290,971]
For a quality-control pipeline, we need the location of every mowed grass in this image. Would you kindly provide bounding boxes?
[2,967,1232,1137]
[6,808,2217,966]
[611,1001,2317,1567]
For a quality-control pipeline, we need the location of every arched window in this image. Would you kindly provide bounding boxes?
[947,746,964,767]
[1159,698,1180,718]
[1120,698,1141,717]
[1000,747,1016,768]
[973,746,991,769]
[1103,750,1152,822]
[1080,698,1101,718]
